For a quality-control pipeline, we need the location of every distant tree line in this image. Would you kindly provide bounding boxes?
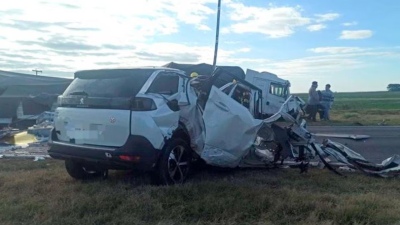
[387,84,400,92]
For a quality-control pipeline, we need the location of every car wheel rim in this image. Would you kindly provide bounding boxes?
[167,145,189,184]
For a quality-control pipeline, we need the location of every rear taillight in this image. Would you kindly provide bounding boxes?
[119,155,141,162]
[131,97,157,111]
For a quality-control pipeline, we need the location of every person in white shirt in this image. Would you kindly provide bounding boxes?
[320,84,334,120]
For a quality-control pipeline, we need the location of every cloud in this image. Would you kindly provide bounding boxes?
[198,24,212,31]
[0,52,37,60]
[308,47,365,54]
[340,30,373,40]
[0,9,22,15]
[19,37,100,51]
[43,39,99,50]
[58,3,79,9]
[135,51,201,63]
[165,0,215,30]
[40,1,80,9]
[95,62,120,66]
[102,44,135,50]
[342,21,358,27]
[268,55,362,76]
[64,26,99,31]
[0,58,71,70]
[261,47,400,79]
[237,48,251,53]
[315,13,340,22]
[51,51,118,57]
[307,24,326,32]
[0,20,69,32]
[130,42,242,64]
[224,3,311,38]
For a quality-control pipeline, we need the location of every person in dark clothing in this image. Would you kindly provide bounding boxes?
[307,81,319,121]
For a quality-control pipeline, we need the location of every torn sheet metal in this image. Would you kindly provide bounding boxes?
[236,95,400,178]
[143,94,181,140]
[313,133,370,140]
[201,86,263,167]
[178,84,205,154]
[321,140,400,177]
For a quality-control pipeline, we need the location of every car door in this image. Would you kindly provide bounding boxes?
[201,86,263,168]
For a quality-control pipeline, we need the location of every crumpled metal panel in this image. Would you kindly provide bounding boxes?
[201,86,263,167]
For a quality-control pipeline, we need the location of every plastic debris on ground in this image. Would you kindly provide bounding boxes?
[0,111,53,161]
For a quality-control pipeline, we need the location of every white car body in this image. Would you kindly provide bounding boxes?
[48,67,303,184]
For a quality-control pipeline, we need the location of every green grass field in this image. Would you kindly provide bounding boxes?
[295,91,400,125]
[1,159,400,225]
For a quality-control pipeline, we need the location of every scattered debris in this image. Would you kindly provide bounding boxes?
[34,156,46,161]
[378,119,387,126]
[0,128,20,139]
[321,141,400,178]
[312,133,370,140]
[27,111,54,137]
[0,112,52,160]
[338,166,356,172]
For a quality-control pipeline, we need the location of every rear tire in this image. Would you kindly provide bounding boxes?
[156,138,192,185]
[65,160,107,180]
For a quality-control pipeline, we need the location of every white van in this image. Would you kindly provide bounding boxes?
[244,69,304,118]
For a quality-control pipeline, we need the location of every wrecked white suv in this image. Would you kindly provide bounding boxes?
[50,67,400,185]
[50,65,310,185]
[49,68,199,185]
[49,66,276,185]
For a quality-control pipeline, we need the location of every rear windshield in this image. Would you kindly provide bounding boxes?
[63,69,153,98]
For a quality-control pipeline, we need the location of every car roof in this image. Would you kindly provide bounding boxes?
[74,67,187,79]
[75,66,183,73]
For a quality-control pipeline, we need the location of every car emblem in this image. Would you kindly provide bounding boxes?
[110,117,116,123]
[80,98,84,104]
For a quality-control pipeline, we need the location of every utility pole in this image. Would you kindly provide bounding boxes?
[32,69,42,76]
[212,0,222,72]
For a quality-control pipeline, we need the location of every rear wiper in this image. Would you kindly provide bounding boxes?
[68,91,89,96]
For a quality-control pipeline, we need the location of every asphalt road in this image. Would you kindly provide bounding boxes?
[308,126,400,163]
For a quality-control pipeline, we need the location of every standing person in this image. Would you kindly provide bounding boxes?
[307,81,320,121]
[321,84,334,120]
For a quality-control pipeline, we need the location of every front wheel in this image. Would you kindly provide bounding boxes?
[156,138,192,185]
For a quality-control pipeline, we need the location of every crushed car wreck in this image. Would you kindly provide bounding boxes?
[47,67,400,185]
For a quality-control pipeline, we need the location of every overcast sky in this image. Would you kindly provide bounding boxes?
[1,0,399,92]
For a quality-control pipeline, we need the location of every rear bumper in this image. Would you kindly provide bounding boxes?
[48,129,162,171]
